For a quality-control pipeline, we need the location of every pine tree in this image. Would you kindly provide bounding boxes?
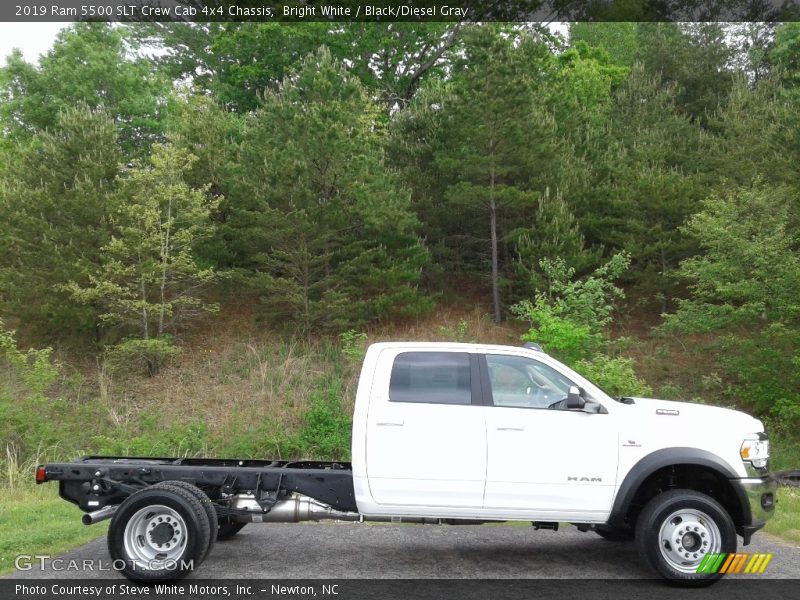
[710,75,800,189]
[415,27,562,322]
[231,47,431,333]
[511,188,600,301]
[0,104,121,337]
[167,94,244,268]
[569,64,708,310]
[65,144,220,374]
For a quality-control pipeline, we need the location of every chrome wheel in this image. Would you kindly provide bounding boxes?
[657,508,721,574]
[123,504,187,569]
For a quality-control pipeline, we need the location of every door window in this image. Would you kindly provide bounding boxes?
[485,354,574,409]
[389,352,472,405]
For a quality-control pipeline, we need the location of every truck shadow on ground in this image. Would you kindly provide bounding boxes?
[208,523,651,579]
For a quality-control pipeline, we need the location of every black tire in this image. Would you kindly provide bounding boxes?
[108,484,212,582]
[153,481,218,560]
[217,522,247,541]
[594,525,634,542]
[635,489,736,587]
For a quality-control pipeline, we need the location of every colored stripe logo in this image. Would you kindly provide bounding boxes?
[696,553,773,574]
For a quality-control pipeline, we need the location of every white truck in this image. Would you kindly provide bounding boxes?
[37,342,777,586]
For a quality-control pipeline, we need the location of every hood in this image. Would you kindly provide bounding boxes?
[623,397,764,434]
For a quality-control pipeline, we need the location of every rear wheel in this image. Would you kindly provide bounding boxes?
[217,522,247,541]
[635,489,735,586]
[152,481,218,560]
[108,485,211,581]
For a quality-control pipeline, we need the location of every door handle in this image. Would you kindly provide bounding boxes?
[496,427,525,432]
[376,422,404,427]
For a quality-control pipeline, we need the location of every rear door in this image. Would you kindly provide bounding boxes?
[365,349,487,508]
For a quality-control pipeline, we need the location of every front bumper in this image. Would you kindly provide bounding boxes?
[732,474,778,545]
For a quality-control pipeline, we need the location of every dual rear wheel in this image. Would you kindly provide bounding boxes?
[108,482,218,582]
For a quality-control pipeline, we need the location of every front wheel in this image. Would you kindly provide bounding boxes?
[635,489,736,586]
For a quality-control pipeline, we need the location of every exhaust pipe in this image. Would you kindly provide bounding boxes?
[82,505,118,525]
[230,495,493,525]
[232,495,361,523]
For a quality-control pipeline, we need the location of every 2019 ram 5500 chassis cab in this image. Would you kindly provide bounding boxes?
[37,342,777,585]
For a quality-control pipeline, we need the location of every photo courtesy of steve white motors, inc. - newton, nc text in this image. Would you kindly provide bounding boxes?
[2,1,800,600]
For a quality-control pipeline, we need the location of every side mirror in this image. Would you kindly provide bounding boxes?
[567,386,585,409]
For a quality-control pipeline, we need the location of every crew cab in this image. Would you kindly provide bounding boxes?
[36,342,777,585]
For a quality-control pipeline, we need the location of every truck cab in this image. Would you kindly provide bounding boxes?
[352,342,777,583]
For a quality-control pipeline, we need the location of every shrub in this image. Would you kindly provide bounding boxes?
[295,382,352,461]
[104,337,181,377]
[511,253,630,363]
[339,330,368,361]
[574,354,652,398]
[514,298,597,364]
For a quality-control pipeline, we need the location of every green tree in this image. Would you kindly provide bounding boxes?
[0,104,121,338]
[546,39,629,131]
[663,183,800,421]
[512,252,631,362]
[710,75,800,189]
[727,23,776,84]
[635,23,734,125]
[0,23,168,152]
[511,188,600,301]
[139,22,464,114]
[65,144,220,375]
[770,23,800,86]
[567,64,708,310]
[232,47,431,332]
[569,22,639,68]
[340,22,465,112]
[406,27,561,322]
[167,94,244,267]
[512,252,649,396]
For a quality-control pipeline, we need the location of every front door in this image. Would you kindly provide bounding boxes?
[482,353,618,518]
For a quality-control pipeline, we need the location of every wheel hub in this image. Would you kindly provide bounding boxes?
[123,505,187,568]
[681,532,701,551]
[149,522,175,546]
[658,508,722,574]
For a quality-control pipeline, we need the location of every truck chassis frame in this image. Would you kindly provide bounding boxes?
[41,456,358,518]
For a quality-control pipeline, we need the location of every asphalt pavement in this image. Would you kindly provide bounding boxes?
[8,521,799,580]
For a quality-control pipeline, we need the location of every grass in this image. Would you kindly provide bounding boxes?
[770,430,800,472]
[764,487,800,546]
[763,431,800,545]
[0,483,108,576]
[1,302,799,569]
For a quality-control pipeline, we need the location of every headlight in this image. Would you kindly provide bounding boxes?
[740,437,770,469]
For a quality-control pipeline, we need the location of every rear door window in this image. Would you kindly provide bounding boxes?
[389,352,472,405]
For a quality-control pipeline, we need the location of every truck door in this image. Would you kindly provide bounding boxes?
[365,349,487,508]
[482,353,618,518]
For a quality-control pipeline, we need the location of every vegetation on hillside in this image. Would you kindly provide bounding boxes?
[2,22,800,484]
